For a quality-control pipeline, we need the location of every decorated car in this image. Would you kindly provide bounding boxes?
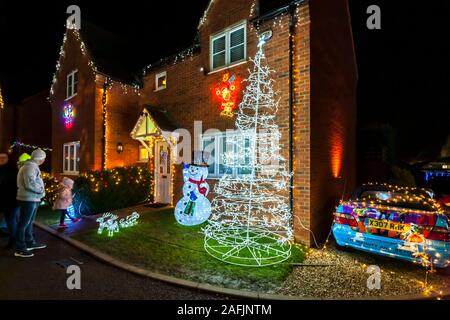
[332,183,450,268]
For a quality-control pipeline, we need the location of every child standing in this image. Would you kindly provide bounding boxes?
[53,177,80,229]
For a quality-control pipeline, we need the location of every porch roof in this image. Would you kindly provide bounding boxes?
[130,107,177,140]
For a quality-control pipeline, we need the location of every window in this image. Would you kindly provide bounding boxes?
[138,145,150,163]
[63,141,80,174]
[66,70,78,99]
[210,22,247,70]
[155,71,167,91]
[201,131,253,179]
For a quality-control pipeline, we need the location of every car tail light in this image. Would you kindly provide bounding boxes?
[424,227,450,242]
[334,213,358,228]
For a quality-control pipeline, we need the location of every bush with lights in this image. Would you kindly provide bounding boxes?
[72,166,151,216]
[42,172,60,206]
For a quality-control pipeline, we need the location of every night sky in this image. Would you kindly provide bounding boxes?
[1,0,449,160]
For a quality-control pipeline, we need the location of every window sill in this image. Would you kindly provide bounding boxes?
[62,172,79,176]
[137,160,149,163]
[64,94,77,101]
[154,87,166,92]
[208,60,248,75]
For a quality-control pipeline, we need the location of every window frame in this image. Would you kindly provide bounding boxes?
[66,70,78,100]
[155,71,167,91]
[210,21,247,71]
[201,130,253,179]
[62,141,80,175]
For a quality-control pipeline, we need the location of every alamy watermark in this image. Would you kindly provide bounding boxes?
[66,265,81,290]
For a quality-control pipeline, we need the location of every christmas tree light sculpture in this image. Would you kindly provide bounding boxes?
[204,36,293,267]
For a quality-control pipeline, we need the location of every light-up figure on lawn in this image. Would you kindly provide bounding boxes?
[174,151,211,226]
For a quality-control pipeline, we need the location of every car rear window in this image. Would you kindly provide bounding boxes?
[358,190,435,212]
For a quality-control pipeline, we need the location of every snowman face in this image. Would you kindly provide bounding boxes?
[188,165,208,180]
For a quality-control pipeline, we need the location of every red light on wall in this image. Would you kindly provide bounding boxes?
[330,132,343,178]
[213,73,239,117]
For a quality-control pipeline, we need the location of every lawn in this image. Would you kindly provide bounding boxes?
[35,205,60,225]
[73,207,307,292]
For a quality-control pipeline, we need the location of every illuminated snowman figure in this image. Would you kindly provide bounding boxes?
[174,152,211,226]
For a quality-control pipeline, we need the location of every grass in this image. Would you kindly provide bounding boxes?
[35,205,60,225]
[73,207,307,292]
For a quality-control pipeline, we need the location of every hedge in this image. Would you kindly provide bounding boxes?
[72,166,152,216]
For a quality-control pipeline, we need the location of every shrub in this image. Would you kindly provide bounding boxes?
[72,166,151,216]
[41,172,60,206]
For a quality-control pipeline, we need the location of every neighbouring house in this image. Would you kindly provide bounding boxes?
[0,90,52,172]
[49,22,142,177]
[49,0,357,246]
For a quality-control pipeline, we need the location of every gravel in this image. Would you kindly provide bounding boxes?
[279,241,450,299]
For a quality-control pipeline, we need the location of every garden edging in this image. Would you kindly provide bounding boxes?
[34,221,447,300]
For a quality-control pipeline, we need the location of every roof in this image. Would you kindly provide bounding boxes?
[78,22,143,85]
[131,107,178,140]
[146,107,178,132]
[144,0,306,74]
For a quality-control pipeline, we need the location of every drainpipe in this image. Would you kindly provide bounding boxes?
[289,5,296,215]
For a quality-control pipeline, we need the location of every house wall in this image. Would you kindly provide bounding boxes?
[11,91,52,172]
[308,0,357,243]
[94,76,141,170]
[50,30,97,177]
[50,29,142,177]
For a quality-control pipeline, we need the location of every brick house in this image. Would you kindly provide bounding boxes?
[50,0,357,245]
[0,90,52,172]
[49,22,142,177]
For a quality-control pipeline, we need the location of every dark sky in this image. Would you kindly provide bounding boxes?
[1,0,449,159]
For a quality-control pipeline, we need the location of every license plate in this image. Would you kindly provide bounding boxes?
[367,219,411,232]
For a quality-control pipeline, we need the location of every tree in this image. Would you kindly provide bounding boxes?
[203,37,293,267]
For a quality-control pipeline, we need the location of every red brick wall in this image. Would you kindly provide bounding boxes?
[309,0,357,243]
[11,90,52,171]
[50,30,98,177]
[94,76,141,170]
[50,30,142,177]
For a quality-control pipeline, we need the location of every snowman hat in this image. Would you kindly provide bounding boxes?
[190,150,210,167]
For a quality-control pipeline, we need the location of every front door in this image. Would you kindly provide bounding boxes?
[155,140,171,204]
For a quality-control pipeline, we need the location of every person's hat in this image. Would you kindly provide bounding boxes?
[62,177,74,189]
[18,153,31,163]
[191,150,210,167]
[31,149,46,161]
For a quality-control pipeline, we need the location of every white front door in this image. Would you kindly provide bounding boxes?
[155,140,171,204]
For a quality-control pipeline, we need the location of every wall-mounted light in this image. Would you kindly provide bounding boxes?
[116,142,124,154]
[200,67,208,76]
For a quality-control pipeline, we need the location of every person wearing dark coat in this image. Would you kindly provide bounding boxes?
[0,151,19,248]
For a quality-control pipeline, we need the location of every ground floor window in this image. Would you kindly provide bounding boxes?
[138,145,150,163]
[201,131,253,179]
[63,141,80,174]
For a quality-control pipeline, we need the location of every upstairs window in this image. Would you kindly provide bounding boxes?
[155,71,167,91]
[66,70,78,99]
[211,22,247,71]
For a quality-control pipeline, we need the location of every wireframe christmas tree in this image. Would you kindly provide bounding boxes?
[204,36,293,267]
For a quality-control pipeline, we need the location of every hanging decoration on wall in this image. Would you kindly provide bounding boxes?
[63,103,75,128]
[203,36,293,267]
[8,140,53,153]
[214,73,239,117]
[174,151,211,226]
[96,211,140,237]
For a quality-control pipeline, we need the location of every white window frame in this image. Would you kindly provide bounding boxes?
[63,141,80,175]
[155,71,167,91]
[66,70,78,100]
[210,21,247,71]
[201,130,253,179]
[138,145,150,163]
